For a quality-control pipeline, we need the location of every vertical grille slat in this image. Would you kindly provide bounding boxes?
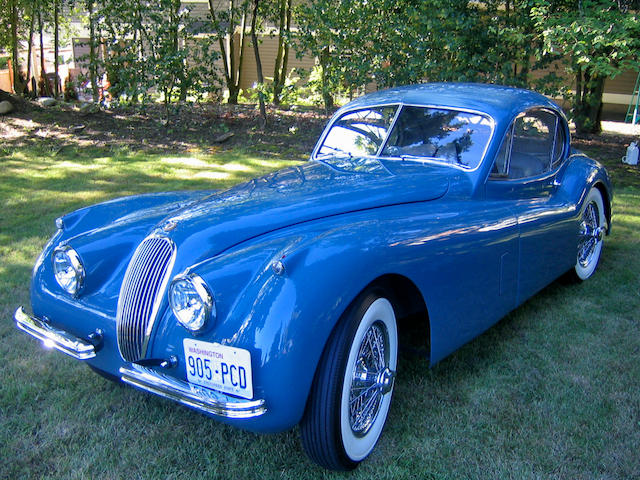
[117,236,175,362]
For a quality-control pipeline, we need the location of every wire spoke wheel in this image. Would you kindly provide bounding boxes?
[301,291,398,470]
[574,188,606,281]
[348,321,394,436]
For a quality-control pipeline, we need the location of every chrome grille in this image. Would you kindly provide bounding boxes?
[117,236,175,362]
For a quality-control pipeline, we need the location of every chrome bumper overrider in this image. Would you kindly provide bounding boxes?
[120,364,267,419]
[14,306,98,360]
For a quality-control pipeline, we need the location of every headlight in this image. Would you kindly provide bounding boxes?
[169,274,214,332]
[52,245,85,296]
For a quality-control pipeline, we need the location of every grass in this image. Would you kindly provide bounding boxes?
[1,132,639,479]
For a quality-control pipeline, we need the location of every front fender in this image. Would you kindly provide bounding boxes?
[149,216,400,432]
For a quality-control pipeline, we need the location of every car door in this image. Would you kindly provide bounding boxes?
[485,108,575,304]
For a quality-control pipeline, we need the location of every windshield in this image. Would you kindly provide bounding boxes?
[316,104,493,170]
[316,106,398,157]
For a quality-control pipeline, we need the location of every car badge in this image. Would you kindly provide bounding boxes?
[163,221,178,232]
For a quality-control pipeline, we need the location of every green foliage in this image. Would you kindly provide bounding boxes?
[532,0,640,133]
[294,0,564,109]
[243,68,303,106]
[94,0,221,107]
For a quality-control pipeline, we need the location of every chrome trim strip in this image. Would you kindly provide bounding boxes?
[119,364,267,419]
[14,306,96,360]
[377,104,403,156]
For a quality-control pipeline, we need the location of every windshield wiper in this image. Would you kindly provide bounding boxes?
[316,145,353,158]
[399,154,444,162]
[399,154,423,161]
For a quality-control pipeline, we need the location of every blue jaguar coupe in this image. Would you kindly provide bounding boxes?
[15,83,612,470]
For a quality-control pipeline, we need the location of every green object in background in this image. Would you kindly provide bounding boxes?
[625,71,640,125]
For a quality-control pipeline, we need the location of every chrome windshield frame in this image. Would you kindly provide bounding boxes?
[312,103,496,173]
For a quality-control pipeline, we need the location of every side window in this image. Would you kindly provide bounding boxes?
[491,126,513,177]
[551,120,566,169]
[491,109,564,180]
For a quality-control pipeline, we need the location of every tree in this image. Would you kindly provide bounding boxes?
[37,0,53,96]
[53,0,60,97]
[207,0,249,104]
[295,0,369,109]
[533,0,640,133]
[3,0,27,94]
[25,3,36,94]
[96,0,220,107]
[250,0,267,122]
[295,0,566,109]
[86,0,99,102]
[270,0,292,105]
[0,0,43,95]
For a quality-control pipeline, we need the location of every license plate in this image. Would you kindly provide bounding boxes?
[183,339,254,400]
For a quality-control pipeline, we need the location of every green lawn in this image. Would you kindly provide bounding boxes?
[1,141,639,479]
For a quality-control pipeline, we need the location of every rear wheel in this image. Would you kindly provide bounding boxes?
[574,187,606,281]
[301,291,398,470]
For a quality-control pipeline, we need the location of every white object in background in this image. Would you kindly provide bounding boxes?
[622,142,639,165]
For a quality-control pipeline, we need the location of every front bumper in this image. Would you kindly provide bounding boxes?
[14,306,99,360]
[120,364,267,418]
[14,306,267,420]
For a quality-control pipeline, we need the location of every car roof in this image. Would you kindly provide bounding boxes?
[339,83,562,124]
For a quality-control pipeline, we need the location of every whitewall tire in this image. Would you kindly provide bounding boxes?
[301,291,398,470]
[574,187,606,281]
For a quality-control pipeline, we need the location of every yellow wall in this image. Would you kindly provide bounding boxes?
[0,70,12,92]
[237,34,316,91]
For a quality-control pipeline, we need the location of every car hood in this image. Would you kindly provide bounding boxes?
[162,157,452,265]
[64,157,457,275]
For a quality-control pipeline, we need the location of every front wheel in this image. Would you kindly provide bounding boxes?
[301,292,398,470]
[574,187,606,281]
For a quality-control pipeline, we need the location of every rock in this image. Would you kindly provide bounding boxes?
[0,100,13,114]
[79,102,100,114]
[0,90,33,112]
[37,97,57,107]
[212,131,234,143]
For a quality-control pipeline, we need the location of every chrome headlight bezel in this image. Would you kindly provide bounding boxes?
[169,273,215,332]
[52,245,85,297]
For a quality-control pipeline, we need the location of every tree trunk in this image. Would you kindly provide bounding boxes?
[573,69,605,134]
[87,0,99,102]
[227,4,248,104]
[26,7,35,95]
[272,0,292,105]
[38,8,52,97]
[250,0,266,124]
[54,0,60,98]
[170,0,187,103]
[208,0,235,103]
[10,0,21,94]
[320,46,333,111]
[281,0,291,90]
